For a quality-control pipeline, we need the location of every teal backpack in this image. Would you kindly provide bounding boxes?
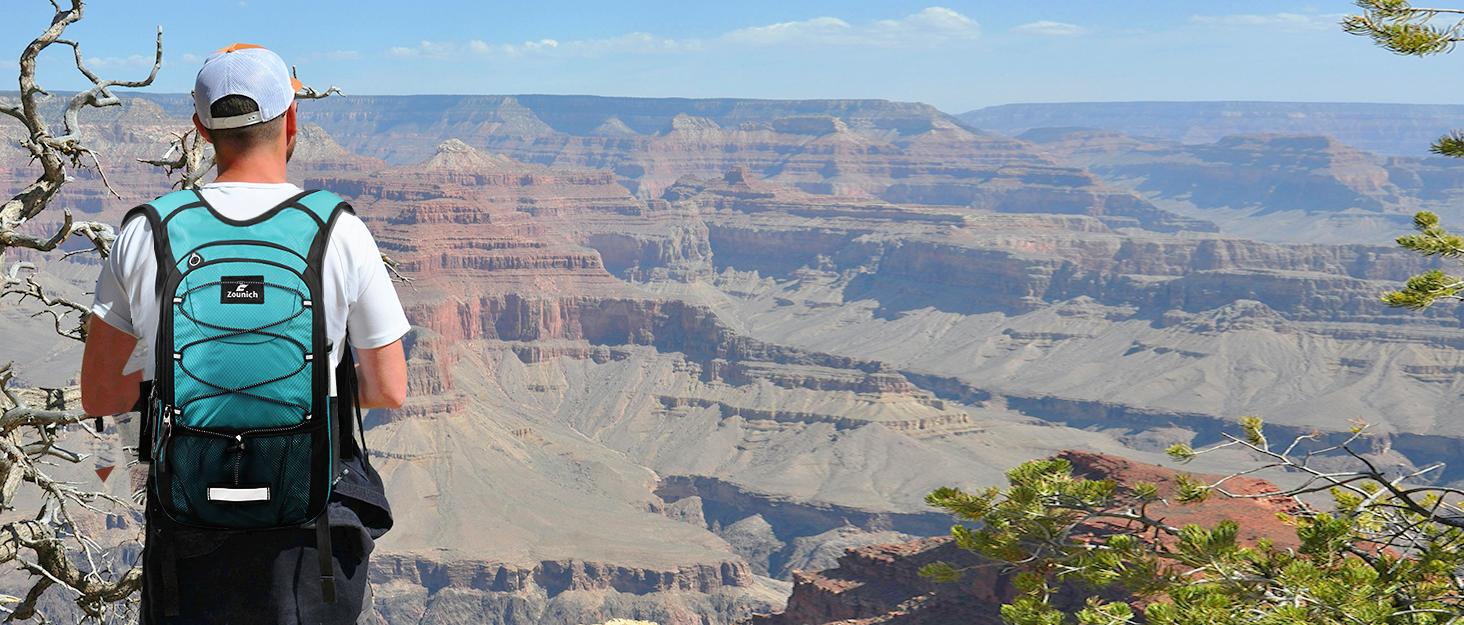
[128,188,352,605]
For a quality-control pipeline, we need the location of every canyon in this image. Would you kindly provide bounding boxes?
[3,94,1464,623]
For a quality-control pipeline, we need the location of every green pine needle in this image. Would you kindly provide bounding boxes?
[1432,129,1464,157]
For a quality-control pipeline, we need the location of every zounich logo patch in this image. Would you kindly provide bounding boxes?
[220,275,265,304]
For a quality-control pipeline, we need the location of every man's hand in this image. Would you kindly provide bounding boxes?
[355,339,406,409]
[80,317,142,416]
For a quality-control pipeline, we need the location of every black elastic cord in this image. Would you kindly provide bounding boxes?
[172,285,312,410]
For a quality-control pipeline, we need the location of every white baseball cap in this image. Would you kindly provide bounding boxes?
[193,44,303,130]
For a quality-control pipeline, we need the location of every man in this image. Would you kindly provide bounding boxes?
[80,44,408,624]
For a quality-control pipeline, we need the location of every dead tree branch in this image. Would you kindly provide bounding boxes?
[291,66,344,100]
[0,2,161,620]
[136,130,211,191]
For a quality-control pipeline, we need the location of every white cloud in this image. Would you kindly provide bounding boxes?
[721,17,854,47]
[85,55,159,70]
[567,34,703,56]
[326,50,362,61]
[867,7,981,45]
[723,7,978,48]
[1190,12,1345,32]
[1013,21,1091,36]
[386,41,462,59]
[462,34,701,58]
[385,6,978,60]
[180,53,201,64]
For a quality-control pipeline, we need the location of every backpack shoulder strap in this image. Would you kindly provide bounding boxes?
[295,190,355,265]
[123,189,204,294]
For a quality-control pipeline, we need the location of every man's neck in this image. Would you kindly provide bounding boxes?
[212,147,288,184]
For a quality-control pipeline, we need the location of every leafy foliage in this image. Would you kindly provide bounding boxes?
[1343,0,1464,55]
[923,421,1464,624]
[1380,212,1464,308]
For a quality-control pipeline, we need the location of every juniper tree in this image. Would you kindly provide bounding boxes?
[924,425,1464,625]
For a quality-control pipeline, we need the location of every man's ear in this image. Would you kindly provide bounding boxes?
[192,113,213,143]
[284,102,298,141]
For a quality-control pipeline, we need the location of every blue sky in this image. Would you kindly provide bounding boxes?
[3,1,1462,114]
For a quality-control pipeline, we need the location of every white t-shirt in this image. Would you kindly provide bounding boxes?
[91,182,410,379]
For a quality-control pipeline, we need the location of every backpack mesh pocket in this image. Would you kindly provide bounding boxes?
[162,422,325,528]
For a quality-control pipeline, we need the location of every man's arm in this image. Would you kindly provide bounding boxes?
[80,316,142,416]
[354,339,406,410]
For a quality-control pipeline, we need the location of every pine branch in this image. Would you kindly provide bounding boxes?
[1431,129,1464,157]
[1345,0,1464,56]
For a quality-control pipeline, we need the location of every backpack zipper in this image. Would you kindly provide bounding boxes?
[170,416,316,483]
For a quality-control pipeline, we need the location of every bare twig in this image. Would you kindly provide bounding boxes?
[382,253,414,285]
[136,129,211,190]
[291,66,344,100]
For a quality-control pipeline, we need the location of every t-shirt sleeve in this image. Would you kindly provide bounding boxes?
[340,216,410,350]
[90,219,143,338]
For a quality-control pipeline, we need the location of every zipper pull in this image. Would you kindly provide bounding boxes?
[158,412,173,475]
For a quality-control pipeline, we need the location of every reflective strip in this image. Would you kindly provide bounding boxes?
[207,486,270,503]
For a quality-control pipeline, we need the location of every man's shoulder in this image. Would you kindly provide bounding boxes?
[134,189,201,215]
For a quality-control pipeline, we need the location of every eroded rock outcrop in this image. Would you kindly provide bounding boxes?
[751,450,1305,625]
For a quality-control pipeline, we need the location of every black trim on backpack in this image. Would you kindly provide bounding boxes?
[331,344,393,536]
[307,198,355,266]
[123,205,176,296]
[184,239,310,262]
[187,189,317,228]
[337,346,364,460]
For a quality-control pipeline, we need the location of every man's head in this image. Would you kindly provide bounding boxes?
[192,44,300,162]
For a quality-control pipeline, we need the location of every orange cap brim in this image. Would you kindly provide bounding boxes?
[216,43,267,53]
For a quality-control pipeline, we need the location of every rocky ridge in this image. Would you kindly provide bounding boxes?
[1015,127,1464,244]
[961,101,1464,156]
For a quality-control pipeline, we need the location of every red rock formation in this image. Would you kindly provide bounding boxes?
[751,451,1307,625]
